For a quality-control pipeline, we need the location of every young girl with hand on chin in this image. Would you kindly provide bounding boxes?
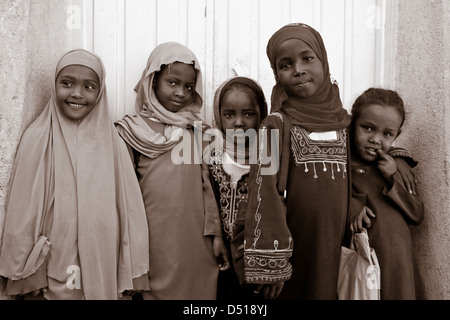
[115,42,228,300]
[207,76,271,299]
[243,23,417,300]
[349,88,424,300]
[0,49,150,300]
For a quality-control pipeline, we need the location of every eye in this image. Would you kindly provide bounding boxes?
[384,131,394,137]
[186,84,194,91]
[223,112,234,119]
[61,80,72,87]
[245,112,257,117]
[168,80,176,86]
[85,83,97,90]
[361,125,372,132]
[304,57,314,62]
[279,63,290,70]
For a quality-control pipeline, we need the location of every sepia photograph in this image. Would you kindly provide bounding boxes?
[0,0,449,315]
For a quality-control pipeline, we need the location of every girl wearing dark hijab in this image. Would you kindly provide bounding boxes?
[244,23,416,299]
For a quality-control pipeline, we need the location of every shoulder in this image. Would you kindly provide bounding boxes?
[259,112,285,130]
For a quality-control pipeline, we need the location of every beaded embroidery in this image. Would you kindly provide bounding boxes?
[209,149,249,239]
[290,126,347,179]
[244,123,293,283]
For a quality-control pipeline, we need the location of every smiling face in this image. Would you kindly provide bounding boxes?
[275,38,324,100]
[153,62,197,113]
[55,65,100,121]
[353,103,403,163]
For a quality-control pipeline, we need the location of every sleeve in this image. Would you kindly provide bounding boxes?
[388,146,418,168]
[383,171,425,225]
[244,114,293,284]
[201,138,223,237]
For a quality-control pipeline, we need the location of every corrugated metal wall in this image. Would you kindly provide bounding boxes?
[65,0,395,123]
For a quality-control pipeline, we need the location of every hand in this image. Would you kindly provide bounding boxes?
[350,206,375,234]
[377,149,396,185]
[30,287,47,296]
[255,281,284,299]
[395,157,417,195]
[212,236,230,271]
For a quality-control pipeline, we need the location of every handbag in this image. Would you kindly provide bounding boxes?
[337,228,381,300]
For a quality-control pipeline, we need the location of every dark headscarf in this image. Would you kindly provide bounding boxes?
[266,23,351,132]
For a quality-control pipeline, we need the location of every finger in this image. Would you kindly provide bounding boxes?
[362,214,371,229]
[262,285,270,299]
[220,255,231,271]
[274,283,284,299]
[365,206,376,218]
[357,214,364,232]
[254,284,263,294]
[377,148,388,160]
[349,222,355,234]
[268,285,278,299]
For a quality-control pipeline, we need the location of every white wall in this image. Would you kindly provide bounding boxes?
[65,0,396,124]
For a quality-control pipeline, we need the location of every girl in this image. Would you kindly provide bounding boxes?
[115,42,227,300]
[243,23,417,300]
[349,88,424,300]
[208,76,269,299]
[0,49,150,300]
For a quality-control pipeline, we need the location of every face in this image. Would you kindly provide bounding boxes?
[220,88,261,132]
[153,62,197,112]
[275,38,324,100]
[353,104,403,162]
[56,65,100,121]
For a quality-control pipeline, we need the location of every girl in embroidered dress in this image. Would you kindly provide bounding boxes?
[208,76,272,299]
[349,88,424,299]
[115,42,228,300]
[244,23,417,300]
[0,49,150,300]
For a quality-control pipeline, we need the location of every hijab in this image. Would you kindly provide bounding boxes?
[0,49,149,299]
[212,76,268,163]
[115,42,205,159]
[266,23,351,132]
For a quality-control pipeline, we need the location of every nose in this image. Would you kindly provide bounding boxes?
[175,87,185,98]
[293,61,306,77]
[71,86,83,99]
[234,116,245,128]
[369,132,382,144]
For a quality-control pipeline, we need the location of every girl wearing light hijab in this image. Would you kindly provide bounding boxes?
[243,23,416,300]
[115,42,228,300]
[0,49,150,300]
[208,77,268,300]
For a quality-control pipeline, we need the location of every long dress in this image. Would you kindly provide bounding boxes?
[128,128,220,300]
[280,125,350,299]
[350,163,424,299]
[244,113,351,300]
[209,150,255,299]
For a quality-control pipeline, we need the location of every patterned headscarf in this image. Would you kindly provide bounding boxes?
[266,23,351,132]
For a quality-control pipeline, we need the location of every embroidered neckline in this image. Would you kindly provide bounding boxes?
[290,126,347,179]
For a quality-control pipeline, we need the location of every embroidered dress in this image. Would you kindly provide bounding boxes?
[244,23,353,299]
[209,76,269,299]
[245,112,350,299]
[351,164,424,299]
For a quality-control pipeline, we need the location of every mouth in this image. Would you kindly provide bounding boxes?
[66,102,87,109]
[365,147,380,156]
[294,81,311,88]
[170,99,184,106]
